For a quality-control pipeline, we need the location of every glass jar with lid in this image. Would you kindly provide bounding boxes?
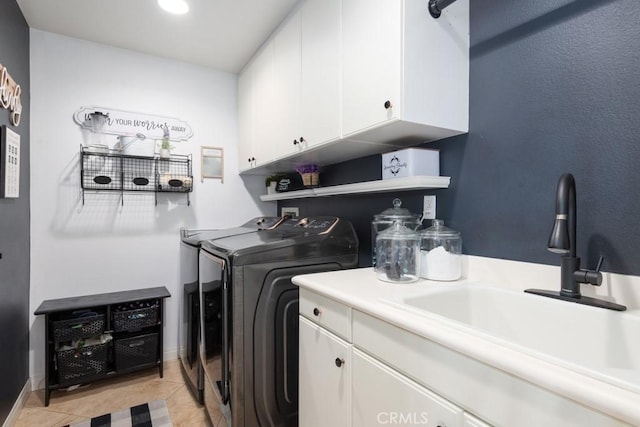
[371,198,421,267]
[420,219,462,281]
[375,220,420,283]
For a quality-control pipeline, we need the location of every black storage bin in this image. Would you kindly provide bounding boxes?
[56,342,108,386]
[112,302,159,332]
[115,333,159,371]
[52,314,105,344]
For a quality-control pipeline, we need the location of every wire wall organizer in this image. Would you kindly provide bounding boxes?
[80,146,193,205]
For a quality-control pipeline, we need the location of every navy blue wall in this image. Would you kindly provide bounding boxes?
[0,1,30,422]
[281,0,640,274]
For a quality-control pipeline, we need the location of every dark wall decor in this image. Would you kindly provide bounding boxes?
[0,0,30,423]
[281,0,640,275]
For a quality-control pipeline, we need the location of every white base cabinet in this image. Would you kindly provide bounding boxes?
[352,309,629,427]
[352,348,463,427]
[463,413,493,427]
[299,288,484,427]
[299,317,351,427]
[299,288,628,427]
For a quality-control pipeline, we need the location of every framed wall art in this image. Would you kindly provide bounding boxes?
[201,146,224,183]
[1,125,20,198]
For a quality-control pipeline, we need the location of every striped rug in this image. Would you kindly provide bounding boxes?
[66,399,172,427]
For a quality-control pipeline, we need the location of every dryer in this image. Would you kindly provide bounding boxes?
[178,217,284,403]
[199,216,358,426]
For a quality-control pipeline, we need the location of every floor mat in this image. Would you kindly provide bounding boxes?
[65,399,172,427]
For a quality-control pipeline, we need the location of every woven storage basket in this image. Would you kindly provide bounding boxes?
[300,172,319,188]
[52,314,105,344]
[115,333,159,370]
[57,342,108,386]
[112,304,158,332]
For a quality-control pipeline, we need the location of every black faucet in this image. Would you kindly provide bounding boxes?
[525,173,626,311]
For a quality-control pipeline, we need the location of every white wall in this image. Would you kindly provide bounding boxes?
[28,29,275,387]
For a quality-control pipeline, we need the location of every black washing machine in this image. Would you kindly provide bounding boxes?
[178,217,284,404]
[199,216,358,426]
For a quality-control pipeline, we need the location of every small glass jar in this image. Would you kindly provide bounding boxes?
[375,220,420,283]
[420,219,462,281]
[371,198,421,267]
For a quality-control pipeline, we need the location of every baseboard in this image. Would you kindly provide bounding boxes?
[2,377,31,427]
[163,347,178,362]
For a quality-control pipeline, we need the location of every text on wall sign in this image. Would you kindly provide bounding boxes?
[0,64,22,127]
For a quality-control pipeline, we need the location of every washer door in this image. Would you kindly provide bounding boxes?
[199,250,229,417]
[253,263,342,427]
[178,242,203,403]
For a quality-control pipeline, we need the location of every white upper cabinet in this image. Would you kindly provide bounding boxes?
[271,0,342,161]
[299,0,342,149]
[272,11,302,158]
[342,0,469,144]
[341,0,401,137]
[238,41,277,171]
[237,0,469,173]
[251,41,276,168]
[238,61,255,172]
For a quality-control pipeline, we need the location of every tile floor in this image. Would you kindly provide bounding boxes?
[14,359,213,427]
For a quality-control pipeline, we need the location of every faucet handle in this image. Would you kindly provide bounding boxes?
[595,256,604,273]
[574,256,604,286]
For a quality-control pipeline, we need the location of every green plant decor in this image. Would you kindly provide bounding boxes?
[161,125,174,150]
[265,175,281,187]
[161,138,174,151]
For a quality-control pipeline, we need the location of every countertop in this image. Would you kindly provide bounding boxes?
[292,267,640,425]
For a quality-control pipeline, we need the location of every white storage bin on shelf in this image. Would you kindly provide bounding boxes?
[381,148,439,180]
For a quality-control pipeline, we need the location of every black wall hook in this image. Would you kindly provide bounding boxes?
[428,0,457,18]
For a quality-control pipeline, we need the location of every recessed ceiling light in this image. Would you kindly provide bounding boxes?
[157,0,189,15]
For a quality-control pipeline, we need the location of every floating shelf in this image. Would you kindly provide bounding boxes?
[260,175,450,201]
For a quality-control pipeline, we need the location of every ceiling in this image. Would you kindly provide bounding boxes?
[16,0,300,73]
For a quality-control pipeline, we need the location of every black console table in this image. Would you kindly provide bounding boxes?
[34,286,171,406]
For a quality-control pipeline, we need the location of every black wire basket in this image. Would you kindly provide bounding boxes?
[56,342,108,386]
[112,303,159,332]
[114,333,159,371]
[52,314,105,345]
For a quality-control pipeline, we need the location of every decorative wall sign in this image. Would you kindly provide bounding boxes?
[1,125,20,198]
[0,63,23,127]
[73,106,193,141]
[201,146,224,183]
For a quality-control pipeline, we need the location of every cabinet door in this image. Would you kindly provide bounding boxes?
[272,11,302,159]
[299,316,351,427]
[252,40,276,167]
[300,0,341,147]
[352,348,463,427]
[238,64,254,172]
[463,413,492,427]
[342,0,402,137]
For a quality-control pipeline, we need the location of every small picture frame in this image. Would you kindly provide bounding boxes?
[201,146,224,183]
[0,125,20,198]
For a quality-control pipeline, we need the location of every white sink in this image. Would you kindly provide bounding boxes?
[382,285,640,393]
